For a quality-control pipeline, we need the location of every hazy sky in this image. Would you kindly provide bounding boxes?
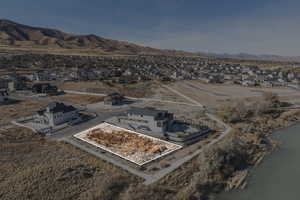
[1,0,300,56]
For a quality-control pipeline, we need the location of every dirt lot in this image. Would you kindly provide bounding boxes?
[167,80,300,108]
[50,94,104,106]
[150,86,190,103]
[58,80,158,98]
[0,100,47,125]
[76,123,181,166]
[58,81,114,93]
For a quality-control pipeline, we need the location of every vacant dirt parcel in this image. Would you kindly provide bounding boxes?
[168,80,300,108]
[74,123,181,166]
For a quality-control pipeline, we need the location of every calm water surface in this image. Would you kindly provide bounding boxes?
[219,123,300,200]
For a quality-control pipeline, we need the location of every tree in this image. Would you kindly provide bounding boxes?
[262,92,280,108]
[218,100,252,123]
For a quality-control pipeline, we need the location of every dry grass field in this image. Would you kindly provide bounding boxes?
[0,101,140,200]
[0,127,139,200]
[167,80,300,108]
[59,80,158,98]
[50,94,104,106]
[0,100,47,125]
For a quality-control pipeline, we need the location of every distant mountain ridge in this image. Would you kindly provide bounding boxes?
[199,52,300,62]
[0,19,192,56]
[1,19,299,61]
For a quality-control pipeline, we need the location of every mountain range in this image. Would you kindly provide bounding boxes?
[1,19,299,62]
[0,19,191,56]
[199,52,300,63]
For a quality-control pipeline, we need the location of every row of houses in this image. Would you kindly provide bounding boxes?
[30,64,300,87]
[28,101,213,145]
[0,73,61,96]
[2,54,300,88]
[32,83,59,95]
[0,74,27,91]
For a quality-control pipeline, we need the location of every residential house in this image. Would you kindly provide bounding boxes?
[32,71,50,81]
[0,74,26,91]
[32,83,58,95]
[35,102,79,126]
[118,107,174,135]
[104,92,125,105]
[112,107,212,145]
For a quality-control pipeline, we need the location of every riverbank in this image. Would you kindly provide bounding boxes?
[219,123,300,200]
[218,109,300,195]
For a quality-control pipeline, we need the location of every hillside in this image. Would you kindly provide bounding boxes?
[0,19,193,56]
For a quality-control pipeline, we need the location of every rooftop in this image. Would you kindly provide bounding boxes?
[38,102,77,114]
[126,107,169,117]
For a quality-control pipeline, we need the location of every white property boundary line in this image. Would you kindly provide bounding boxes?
[11,120,38,133]
[74,122,182,166]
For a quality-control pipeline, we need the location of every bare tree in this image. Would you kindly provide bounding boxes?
[218,100,252,123]
[262,92,279,108]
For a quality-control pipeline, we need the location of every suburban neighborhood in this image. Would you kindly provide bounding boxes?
[1,54,300,91]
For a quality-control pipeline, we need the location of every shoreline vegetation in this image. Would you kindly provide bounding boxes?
[204,92,300,198]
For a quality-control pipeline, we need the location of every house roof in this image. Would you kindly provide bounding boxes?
[49,102,77,113]
[32,83,51,87]
[39,102,77,114]
[107,92,123,97]
[126,107,168,117]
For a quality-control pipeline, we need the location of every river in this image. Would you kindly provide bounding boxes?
[218,123,300,200]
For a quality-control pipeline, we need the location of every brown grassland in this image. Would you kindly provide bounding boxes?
[0,127,139,200]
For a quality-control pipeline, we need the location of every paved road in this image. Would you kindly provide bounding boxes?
[65,90,203,108]
[161,84,204,107]
[144,124,231,185]
[0,124,14,131]
[64,90,106,97]
[288,85,300,91]
[142,85,232,185]
[184,82,229,97]
[47,109,125,141]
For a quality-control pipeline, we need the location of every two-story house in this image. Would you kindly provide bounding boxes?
[35,102,79,127]
[118,107,174,136]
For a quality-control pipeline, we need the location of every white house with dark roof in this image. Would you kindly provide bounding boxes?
[110,107,213,145]
[117,107,174,135]
[35,102,79,126]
